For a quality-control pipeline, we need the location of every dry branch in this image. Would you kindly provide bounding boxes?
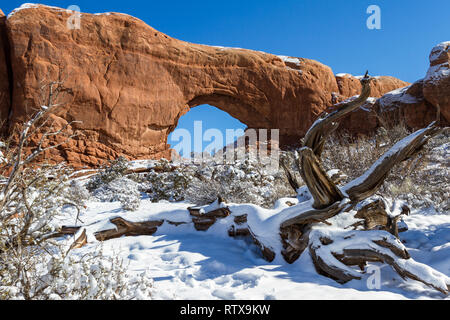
[280,158,300,192]
[70,229,87,250]
[300,147,344,209]
[280,199,350,229]
[344,122,442,202]
[303,71,372,158]
[309,229,450,294]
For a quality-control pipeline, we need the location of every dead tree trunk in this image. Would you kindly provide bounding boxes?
[279,72,448,294]
[57,73,448,295]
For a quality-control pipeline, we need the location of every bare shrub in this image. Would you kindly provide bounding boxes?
[319,124,449,213]
[0,243,153,300]
[87,154,295,208]
[87,156,130,191]
[93,177,141,211]
[0,77,153,300]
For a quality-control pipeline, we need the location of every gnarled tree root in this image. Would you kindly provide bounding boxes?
[309,229,450,295]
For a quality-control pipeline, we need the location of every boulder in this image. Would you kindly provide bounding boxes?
[374,79,440,129]
[423,42,450,123]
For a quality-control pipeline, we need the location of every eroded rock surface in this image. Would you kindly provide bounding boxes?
[0,5,433,167]
[329,42,450,134]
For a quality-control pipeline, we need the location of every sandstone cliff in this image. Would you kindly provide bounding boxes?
[0,4,430,167]
[331,42,450,134]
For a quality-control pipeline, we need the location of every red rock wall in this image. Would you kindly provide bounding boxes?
[0,5,421,168]
[0,9,10,128]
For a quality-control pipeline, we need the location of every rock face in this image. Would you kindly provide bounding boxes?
[0,5,418,167]
[335,74,408,100]
[0,9,10,127]
[330,42,450,134]
[423,42,450,122]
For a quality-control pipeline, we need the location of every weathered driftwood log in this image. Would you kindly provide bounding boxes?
[278,72,447,294]
[248,227,276,262]
[309,229,450,294]
[281,200,350,229]
[299,72,372,209]
[228,225,251,237]
[279,200,350,264]
[281,73,441,231]
[280,158,301,192]
[226,213,276,262]
[70,229,87,250]
[228,214,251,237]
[300,147,344,209]
[94,217,164,241]
[38,225,82,244]
[48,225,81,238]
[352,198,409,237]
[280,224,311,264]
[188,197,231,231]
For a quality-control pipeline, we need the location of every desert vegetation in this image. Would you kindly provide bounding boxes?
[0,71,448,299]
[0,80,153,299]
[77,74,449,295]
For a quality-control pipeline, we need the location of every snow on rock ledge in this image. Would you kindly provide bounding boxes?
[331,41,449,133]
[429,41,450,66]
[423,41,450,123]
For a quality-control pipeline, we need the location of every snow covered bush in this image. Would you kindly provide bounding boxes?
[386,130,449,213]
[0,244,153,300]
[87,155,294,208]
[0,77,154,300]
[68,179,90,208]
[319,125,449,213]
[144,158,193,202]
[0,133,149,299]
[87,156,142,211]
[92,177,141,211]
[87,156,130,191]
[136,157,294,207]
[0,162,77,246]
[183,157,293,206]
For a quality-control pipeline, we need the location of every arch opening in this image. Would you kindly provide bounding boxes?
[168,104,247,159]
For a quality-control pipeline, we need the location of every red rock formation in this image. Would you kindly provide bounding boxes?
[423,42,450,123]
[0,9,10,126]
[335,74,408,100]
[330,42,450,134]
[328,98,380,135]
[374,80,441,129]
[0,5,412,167]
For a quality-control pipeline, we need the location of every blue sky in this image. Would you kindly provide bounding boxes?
[3,1,450,152]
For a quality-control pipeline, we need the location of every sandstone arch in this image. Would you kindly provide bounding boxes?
[185,94,271,131]
[0,5,410,168]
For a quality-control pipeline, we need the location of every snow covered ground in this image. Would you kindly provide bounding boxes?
[56,195,450,300]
